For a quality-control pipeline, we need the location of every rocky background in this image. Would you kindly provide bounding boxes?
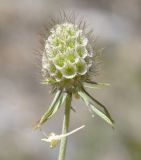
[0,0,141,160]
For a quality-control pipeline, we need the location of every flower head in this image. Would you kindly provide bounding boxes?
[35,13,114,129]
[42,23,93,91]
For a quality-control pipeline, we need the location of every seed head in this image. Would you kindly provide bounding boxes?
[42,23,94,90]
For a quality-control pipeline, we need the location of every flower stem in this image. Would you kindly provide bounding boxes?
[58,93,72,160]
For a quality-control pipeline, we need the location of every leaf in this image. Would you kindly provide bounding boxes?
[78,90,89,106]
[90,103,114,127]
[35,90,66,129]
[48,92,67,119]
[84,81,110,90]
[78,89,114,127]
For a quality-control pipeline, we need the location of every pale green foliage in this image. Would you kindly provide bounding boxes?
[78,88,114,127]
[35,90,67,128]
[42,23,93,83]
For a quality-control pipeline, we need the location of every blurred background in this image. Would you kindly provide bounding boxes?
[0,0,141,160]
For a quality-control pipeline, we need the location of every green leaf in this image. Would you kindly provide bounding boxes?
[90,103,114,126]
[48,92,67,119]
[35,90,66,129]
[78,89,114,127]
[78,90,89,106]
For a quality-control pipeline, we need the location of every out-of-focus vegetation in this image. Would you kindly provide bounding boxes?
[0,0,141,160]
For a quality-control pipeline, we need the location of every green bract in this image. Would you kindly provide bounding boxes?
[42,23,93,87]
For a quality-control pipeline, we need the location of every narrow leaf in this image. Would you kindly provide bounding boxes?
[90,103,113,126]
[35,90,63,129]
[78,89,114,127]
[83,88,114,123]
[48,92,67,119]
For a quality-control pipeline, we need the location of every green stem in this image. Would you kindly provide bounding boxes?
[58,93,72,160]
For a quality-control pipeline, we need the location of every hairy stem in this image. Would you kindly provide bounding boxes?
[58,93,72,160]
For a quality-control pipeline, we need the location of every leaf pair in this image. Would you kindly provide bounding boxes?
[78,88,114,127]
[35,90,67,129]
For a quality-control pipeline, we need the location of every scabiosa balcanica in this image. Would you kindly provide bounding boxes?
[42,23,93,84]
[35,12,114,160]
